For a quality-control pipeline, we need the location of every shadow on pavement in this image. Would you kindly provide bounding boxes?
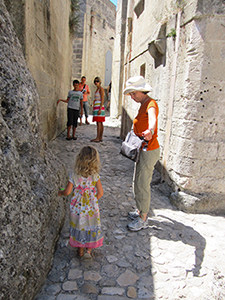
[150,215,206,277]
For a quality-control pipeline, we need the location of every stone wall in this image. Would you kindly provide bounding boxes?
[0,1,67,299]
[111,0,225,214]
[72,0,116,101]
[5,0,72,141]
[72,0,86,80]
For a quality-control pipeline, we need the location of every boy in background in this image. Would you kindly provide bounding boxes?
[57,80,83,140]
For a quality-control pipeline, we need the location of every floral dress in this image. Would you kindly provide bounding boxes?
[69,173,104,248]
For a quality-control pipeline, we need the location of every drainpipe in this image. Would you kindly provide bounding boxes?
[162,10,182,180]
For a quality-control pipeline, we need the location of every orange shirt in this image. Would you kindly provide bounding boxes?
[78,83,90,102]
[133,98,159,151]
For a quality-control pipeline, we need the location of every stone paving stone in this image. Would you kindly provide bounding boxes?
[101,264,120,278]
[101,287,125,296]
[115,235,126,240]
[127,286,137,298]
[81,260,101,271]
[68,268,83,280]
[99,278,117,288]
[106,255,118,263]
[70,258,80,268]
[97,296,130,300]
[62,280,78,291]
[35,295,56,300]
[48,269,66,283]
[83,270,102,282]
[116,270,139,286]
[116,259,132,268]
[56,294,77,300]
[45,283,61,295]
[80,282,99,294]
[75,297,91,300]
[122,245,133,252]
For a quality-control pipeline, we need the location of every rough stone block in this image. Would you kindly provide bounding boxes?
[0,2,67,299]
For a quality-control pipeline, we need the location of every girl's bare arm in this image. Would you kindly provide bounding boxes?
[58,182,73,196]
[100,87,104,107]
[96,179,104,200]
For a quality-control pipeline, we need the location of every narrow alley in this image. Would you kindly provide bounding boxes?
[35,118,225,300]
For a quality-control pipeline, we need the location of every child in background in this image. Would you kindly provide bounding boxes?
[58,146,104,258]
[79,76,90,125]
[57,80,83,140]
[91,77,105,142]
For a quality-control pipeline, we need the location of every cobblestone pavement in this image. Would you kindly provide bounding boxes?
[35,117,225,300]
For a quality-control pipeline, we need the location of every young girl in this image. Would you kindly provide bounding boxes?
[58,146,104,258]
[91,77,105,142]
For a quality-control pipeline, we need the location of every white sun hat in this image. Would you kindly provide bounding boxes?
[123,76,152,95]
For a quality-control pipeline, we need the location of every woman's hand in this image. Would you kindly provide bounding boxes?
[142,129,153,141]
[98,109,101,115]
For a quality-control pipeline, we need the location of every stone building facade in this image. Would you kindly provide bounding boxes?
[111,0,225,214]
[0,1,67,299]
[4,0,72,141]
[72,0,116,100]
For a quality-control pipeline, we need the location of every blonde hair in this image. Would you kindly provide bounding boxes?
[74,146,100,177]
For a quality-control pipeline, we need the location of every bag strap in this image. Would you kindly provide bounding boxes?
[81,84,86,92]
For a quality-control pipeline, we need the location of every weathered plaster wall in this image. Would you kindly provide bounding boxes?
[0,1,66,299]
[111,0,128,119]
[5,0,72,141]
[111,0,225,214]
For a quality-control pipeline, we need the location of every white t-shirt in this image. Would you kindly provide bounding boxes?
[67,90,83,110]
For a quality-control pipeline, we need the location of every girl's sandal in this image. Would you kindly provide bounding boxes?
[82,252,92,260]
[78,247,84,257]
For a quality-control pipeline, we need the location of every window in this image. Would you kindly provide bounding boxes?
[134,0,145,18]
[140,63,146,78]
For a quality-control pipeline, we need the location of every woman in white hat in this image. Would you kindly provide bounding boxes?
[123,76,160,231]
